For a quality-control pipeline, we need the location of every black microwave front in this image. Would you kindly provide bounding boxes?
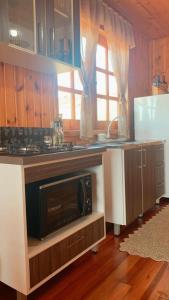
[26,172,92,239]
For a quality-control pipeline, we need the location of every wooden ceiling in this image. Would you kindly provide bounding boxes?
[105,0,169,40]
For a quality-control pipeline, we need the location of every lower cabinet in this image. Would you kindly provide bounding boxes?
[104,142,165,235]
[141,144,156,213]
[124,146,142,224]
[152,143,165,199]
[29,217,104,287]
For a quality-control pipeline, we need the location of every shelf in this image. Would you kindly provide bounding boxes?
[0,42,79,74]
[28,212,104,259]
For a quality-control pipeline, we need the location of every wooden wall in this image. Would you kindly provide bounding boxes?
[0,62,57,127]
[128,31,151,139]
[149,36,169,84]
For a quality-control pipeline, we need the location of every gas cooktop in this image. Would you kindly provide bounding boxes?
[0,143,87,156]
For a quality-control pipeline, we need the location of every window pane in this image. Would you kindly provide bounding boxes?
[75,94,81,120]
[58,72,71,88]
[108,50,114,72]
[58,91,71,119]
[109,75,118,97]
[97,98,107,121]
[97,72,106,95]
[74,70,83,91]
[96,45,106,69]
[109,100,118,121]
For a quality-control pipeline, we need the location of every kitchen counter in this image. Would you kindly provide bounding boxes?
[0,145,106,166]
[0,140,164,166]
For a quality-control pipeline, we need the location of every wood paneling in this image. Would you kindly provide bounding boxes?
[152,144,165,199]
[128,31,151,139]
[29,217,104,287]
[142,145,155,213]
[0,62,6,126]
[0,62,57,128]
[149,36,169,86]
[105,0,169,40]
[4,64,17,127]
[124,147,142,224]
[15,66,27,127]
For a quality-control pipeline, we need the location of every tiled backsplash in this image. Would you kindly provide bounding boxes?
[0,127,52,147]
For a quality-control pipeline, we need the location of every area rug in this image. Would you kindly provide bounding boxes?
[120,205,169,262]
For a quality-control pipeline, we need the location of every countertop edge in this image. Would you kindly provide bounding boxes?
[0,147,106,166]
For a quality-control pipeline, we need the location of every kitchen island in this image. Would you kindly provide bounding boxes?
[0,146,106,299]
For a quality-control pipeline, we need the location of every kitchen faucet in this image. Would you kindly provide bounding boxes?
[106,116,119,138]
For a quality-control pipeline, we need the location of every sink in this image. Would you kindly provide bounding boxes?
[94,138,131,145]
[90,139,137,149]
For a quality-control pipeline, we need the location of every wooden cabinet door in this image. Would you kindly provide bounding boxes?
[142,145,155,212]
[152,143,165,199]
[124,147,142,224]
[46,0,73,64]
[0,0,35,52]
[45,0,80,66]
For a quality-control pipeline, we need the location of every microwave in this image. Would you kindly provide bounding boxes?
[26,172,92,239]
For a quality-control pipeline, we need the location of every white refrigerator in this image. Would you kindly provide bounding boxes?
[134,94,169,197]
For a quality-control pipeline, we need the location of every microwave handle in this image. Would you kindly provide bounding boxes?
[79,179,86,215]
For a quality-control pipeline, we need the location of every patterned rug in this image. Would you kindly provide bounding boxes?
[120,205,169,262]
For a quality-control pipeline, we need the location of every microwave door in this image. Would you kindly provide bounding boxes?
[39,176,85,237]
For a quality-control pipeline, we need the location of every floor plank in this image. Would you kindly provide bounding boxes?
[0,199,169,300]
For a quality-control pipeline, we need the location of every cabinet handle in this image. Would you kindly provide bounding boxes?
[138,149,142,168]
[143,149,147,167]
[49,27,55,57]
[37,22,43,54]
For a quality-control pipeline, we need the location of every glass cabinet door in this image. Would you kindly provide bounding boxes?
[46,0,73,65]
[0,0,35,52]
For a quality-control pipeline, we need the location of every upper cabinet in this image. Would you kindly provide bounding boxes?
[0,0,35,52]
[36,0,80,67]
[0,0,80,70]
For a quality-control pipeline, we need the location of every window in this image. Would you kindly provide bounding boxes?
[57,35,118,130]
[96,36,118,129]
[57,70,83,129]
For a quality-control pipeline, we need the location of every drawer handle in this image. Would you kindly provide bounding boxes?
[68,235,85,248]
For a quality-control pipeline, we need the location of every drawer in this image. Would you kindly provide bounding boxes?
[29,217,104,287]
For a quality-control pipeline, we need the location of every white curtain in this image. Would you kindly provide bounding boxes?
[101,5,135,138]
[80,0,101,140]
[80,1,135,139]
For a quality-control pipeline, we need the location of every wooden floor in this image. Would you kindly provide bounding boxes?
[1,199,169,300]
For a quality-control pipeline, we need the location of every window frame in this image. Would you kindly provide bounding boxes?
[57,71,83,130]
[96,34,118,130]
[57,31,118,133]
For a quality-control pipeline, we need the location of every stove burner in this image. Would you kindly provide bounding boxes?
[42,143,73,153]
[5,142,87,156]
